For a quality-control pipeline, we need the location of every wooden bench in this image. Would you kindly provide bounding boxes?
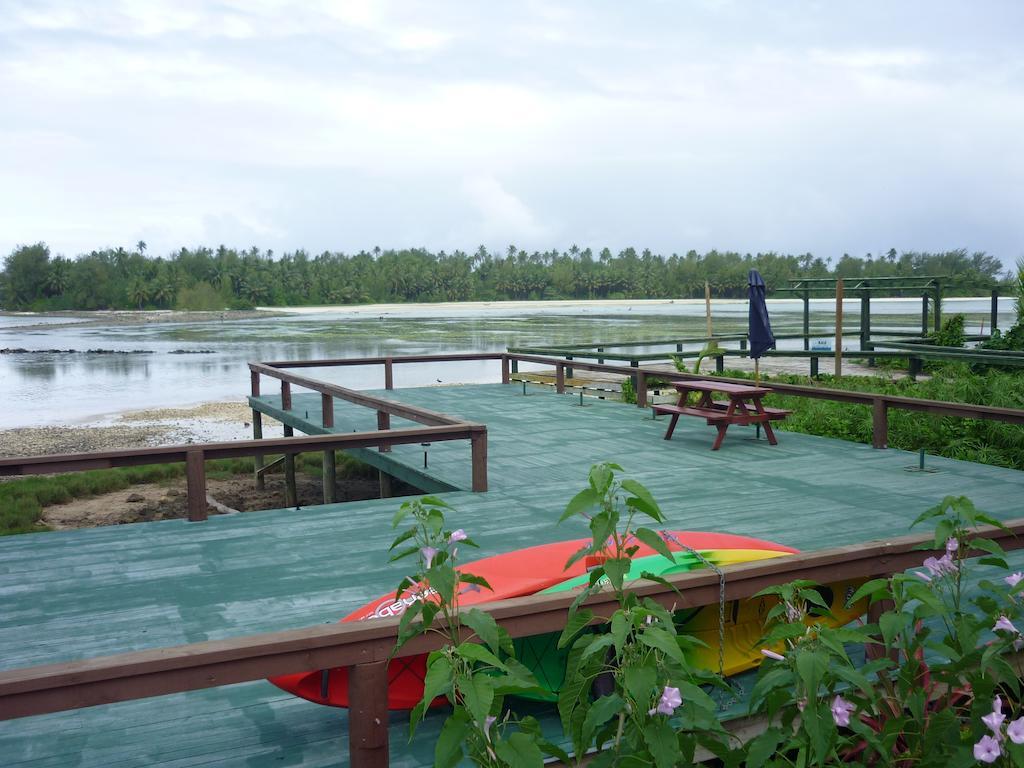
[652,403,731,422]
[710,400,791,420]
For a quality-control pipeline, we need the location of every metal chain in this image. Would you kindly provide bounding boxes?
[676,542,743,710]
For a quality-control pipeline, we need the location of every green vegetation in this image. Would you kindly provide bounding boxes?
[734,366,1024,470]
[0,241,1009,310]
[0,453,376,536]
[980,257,1024,353]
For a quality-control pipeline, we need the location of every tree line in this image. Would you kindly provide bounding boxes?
[0,241,1010,311]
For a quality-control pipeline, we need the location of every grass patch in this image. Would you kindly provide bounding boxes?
[721,364,1024,471]
[0,452,378,537]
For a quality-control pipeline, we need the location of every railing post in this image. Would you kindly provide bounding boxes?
[991,288,1000,335]
[384,358,393,390]
[715,355,724,374]
[803,289,810,351]
[872,398,888,449]
[810,356,819,378]
[281,381,292,411]
[377,411,391,452]
[565,355,574,380]
[471,430,488,492]
[908,356,921,380]
[598,347,605,364]
[322,394,336,504]
[921,294,930,336]
[250,370,260,398]
[185,450,207,522]
[556,364,565,394]
[501,355,510,384]
[348,661,390,768]
[636,371,648,408]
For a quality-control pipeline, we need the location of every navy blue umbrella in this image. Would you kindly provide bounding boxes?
[748,269,775,384]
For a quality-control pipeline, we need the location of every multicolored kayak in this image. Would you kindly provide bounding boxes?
[268,531,861,710]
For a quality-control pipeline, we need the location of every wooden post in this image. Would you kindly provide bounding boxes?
[250,370,261,397]
[933,283,942,332]
[802,289,810,351]
[470,431,488,492]
[384,358,393,390]
[252,411,265,491]
[565,355,573,380]
[991,288,1000,335]
[921,294,929,336]
[860,292,871,365]
[348,661,390,768]
[501,355,510,384]
[872,398,888,449]
[715,355,724,374]
[378,471,393,498]
[321,393,336,504]
[834,280,844,378]
[377,411,391,453]
[704,280,713,338]
[185,450,207,522]
[636,372,648,408]
[598,347,605,364]
[810,357,819,378]
[281,381,292,411]
[283,425,297,508]
[556,364,565,394]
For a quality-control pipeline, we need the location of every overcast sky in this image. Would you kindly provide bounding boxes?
[1,1,1022,266]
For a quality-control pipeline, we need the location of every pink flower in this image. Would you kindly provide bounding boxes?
[648,686,682,716]
[923,553,957,577]
[831,695,855,727]
[982,696,1005,737]
[761,649,785,661]
[482,715,496,741]
[1007,717,1024,744]
[974,734,1002,763]
[1006,572,1024,588]
[449,529,468,543]
[914,571,932,582]
[945,537,959,553]
[420,546,439,568]
[993,615,1018,634]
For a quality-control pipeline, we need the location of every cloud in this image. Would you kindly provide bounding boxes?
[462,175,548,243]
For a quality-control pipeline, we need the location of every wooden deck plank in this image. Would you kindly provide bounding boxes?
[1,382,1022,765]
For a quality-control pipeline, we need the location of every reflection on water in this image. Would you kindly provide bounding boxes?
[0,299,1015,429]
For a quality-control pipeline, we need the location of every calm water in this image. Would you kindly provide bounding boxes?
[0,298,1014,429]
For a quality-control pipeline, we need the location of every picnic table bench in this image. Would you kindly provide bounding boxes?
[652,380,790,450]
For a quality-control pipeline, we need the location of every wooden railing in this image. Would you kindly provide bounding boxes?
[2,520,1023,766]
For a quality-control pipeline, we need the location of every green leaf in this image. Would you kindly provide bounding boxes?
[624,664,656,707]
[642,718,680,768]
[391,501,414,528]
[580,633,615,661]
[749,666,792,710]
[494,731,545,768]
[633,526,675,562]
[388,544,421,563]
[621,479,663,521]
[457,641,508,671]
[458,572,493,592]
[589,513,616,552]
[604,557,631,591]
[561,487,601,522]
[460,672,494,727]
[879,610,906,646]
[795,649,826,700]
[388,527,417,551]
[559,608,594,649]
[434,708,469,768]
[426,564,456,605]
[745,727,785,768]
[610,611,629,655]
[462,608,504,655]
[412,654,453,731]
[589,463,618,496]
[847,578,891,606]
[639,626,686,666]
[582,693,623,749]
[419,494,453,509]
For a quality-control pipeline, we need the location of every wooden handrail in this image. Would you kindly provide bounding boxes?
[2,518,1023,719]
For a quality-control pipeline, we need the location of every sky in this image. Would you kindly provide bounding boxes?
[1,1,1023,267]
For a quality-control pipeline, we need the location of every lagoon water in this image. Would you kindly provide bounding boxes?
[0,297,1014,430]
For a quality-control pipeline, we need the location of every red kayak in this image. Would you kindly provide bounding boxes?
[269,530,798,710]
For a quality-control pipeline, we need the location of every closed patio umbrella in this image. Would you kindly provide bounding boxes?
[748,269,775,386]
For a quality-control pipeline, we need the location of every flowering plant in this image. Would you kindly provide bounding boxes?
[389,495,564,768]
[556,462,730,766]
[746,495,1024,767]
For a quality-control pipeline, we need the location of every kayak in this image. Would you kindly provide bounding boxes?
[268,531,859,710]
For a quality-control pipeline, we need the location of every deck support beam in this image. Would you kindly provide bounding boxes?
[501,355,510,384]
[471,431,488,492]
[379,471,393,498]
[185,450,207,522]
[872,398,888,449]
[252,411,265,491]
[322,394,336,504]
[348,661,389,768]
[283,425,297,507]
[636,371,648,408]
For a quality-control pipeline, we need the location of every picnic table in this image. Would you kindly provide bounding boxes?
[652,380,790,450]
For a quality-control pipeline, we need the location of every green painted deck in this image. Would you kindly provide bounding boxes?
[2,382,1022,766]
